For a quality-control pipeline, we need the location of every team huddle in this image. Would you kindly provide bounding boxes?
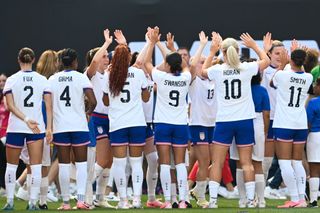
[2,26,320,210]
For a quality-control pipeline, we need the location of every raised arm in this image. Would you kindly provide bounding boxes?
[134,28,156,68]
[144,27,160,75]
[114,29,127,45]
[201,32,222,79]
[240,32,270,72]
[190,31,208,80]
[165,32,176,52]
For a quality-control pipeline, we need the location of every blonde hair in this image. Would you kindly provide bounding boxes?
[36,50,58,79]
[222,38,240,69]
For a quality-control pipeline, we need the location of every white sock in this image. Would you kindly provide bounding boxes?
[209,181,220,202]
[309,177,319,203]
[292,160,306,200]
[125,158,131,187]
[245,181,255,201]
[113,157,127,200]
[185,179,190,202]
[86,148,96,204]
[175,163,187,202]
[129,156,143,199]
[160,164,171,202]
[107,164,114,187]
[75,161,88,202]
[26,174,31,194]
[29,164,42,205]
[255,174,265,202]
[146,152,158,201]
[5,163,18,205]
[59,163,71,202]
[262,157,273,181]
[40,176,48,205]
[196,181,207,200]
[236,169,246,202]
[278,160,299,202]
[95,164,104,180]
[96,168,110,201]
[171,183,177,203]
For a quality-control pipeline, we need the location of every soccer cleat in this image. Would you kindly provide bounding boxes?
[196,199,209,208]
[208,200,218,208]
[172,202,179,208]
[189,189,199,201]
[38,204,48,210]
[2,203,14,211]
[308,201,318,208]
[47,190,58,202]
[132,198,142,209]
[238,199,246,208]
[105,192,120,202]
[26,204,39,210]
[178,201,187,209]
[117,200,131,209]
[93,199,115,208]
[160,201,172,209]
[146,200,163,208]
[277,200,299,208]
[57,203,71,210]
[75,201,92,210]
[16,187,29,201]
[258,200,266,208]
[295,200,307,208]
[246,199,256,208]
[185,201,192,208]
[264,186,286,200]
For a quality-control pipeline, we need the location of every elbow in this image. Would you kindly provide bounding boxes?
[142,91,150,103]
[102,95,109,106]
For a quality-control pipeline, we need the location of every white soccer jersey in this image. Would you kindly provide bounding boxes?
[3,71,49,134]
[48,70,92,133]
[142,77,154,123]
[272,70,313,129]
[152,68,191,125]
[103,67,148,132]
[189,76,216,126]
[207,62,258,122]
[85,70,108,115]
[261,66,277,120]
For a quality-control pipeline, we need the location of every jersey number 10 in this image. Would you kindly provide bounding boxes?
[223,79,241,100]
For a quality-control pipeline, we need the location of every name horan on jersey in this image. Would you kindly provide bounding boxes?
[223,69,240,75]
[290,77,306,85]
[164,80,187,87]
[59,76,73,82]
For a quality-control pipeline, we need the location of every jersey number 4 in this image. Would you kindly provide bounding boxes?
[60,86,71,107]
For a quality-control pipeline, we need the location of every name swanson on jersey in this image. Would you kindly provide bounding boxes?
[164,80,187,87]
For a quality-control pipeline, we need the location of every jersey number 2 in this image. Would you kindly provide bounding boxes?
[60,86,71,107]
[24,86,34,107]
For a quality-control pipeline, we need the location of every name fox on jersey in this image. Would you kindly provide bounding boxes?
[23,76,33,82]
[223,69,240,76]
[164,80,187,87]
[58,76,73,82]
[290,77,306,85]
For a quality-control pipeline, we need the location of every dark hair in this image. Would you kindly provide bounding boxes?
[304,49,319,73]
[60,48,78,67]
[18,47,35,63]
[130,52,139,66]
[251,72,261,85]
[86,47,99,67]
[166,52,182,75]
[291,49,307,67]
[178,47,190,53]
[109,44,130,97]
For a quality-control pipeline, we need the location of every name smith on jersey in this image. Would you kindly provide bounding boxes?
[290,77,306,85]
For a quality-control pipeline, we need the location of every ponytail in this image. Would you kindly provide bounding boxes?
[226,46,240,69]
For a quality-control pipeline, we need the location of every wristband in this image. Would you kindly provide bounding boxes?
[24,117,30,123]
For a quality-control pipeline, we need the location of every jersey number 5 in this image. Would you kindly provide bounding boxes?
[60,86,71,107]
[120,82,130,103]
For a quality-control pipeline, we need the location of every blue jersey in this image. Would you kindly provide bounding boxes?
[251,85,270,113]
[307,96,320,132]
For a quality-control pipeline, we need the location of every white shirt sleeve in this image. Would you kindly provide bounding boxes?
[42,78,51,94]
[272,71,281,88]
[3,76,14,95]
[206,64,220,81]
[102,72,109,94]
[140,71,148,89]
[82,74,93,90]
[151,68,165,83]
[243,62,259,76]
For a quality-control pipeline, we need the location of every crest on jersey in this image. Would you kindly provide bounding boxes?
[199,132,205,141]
[97,126,103,134]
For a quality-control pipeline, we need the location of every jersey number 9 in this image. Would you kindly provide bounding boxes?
[169,90,180,107]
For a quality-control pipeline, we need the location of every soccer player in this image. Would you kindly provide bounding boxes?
[102,42,150,209]
[201,32,270,208]
[272,48,313,208]
[49,48,97,210]
[2,48,53,210]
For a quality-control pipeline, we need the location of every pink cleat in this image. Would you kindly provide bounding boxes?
[160,201,172,209]
[295,200,307,208]
[178,201,187,209]
[57,203,71,210]
[75,201,92,210]
[146,200,163,208]
[277,200,299,208]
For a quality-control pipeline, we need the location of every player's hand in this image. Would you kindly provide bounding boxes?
[46,129,53,144]
[26,119,40,134]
